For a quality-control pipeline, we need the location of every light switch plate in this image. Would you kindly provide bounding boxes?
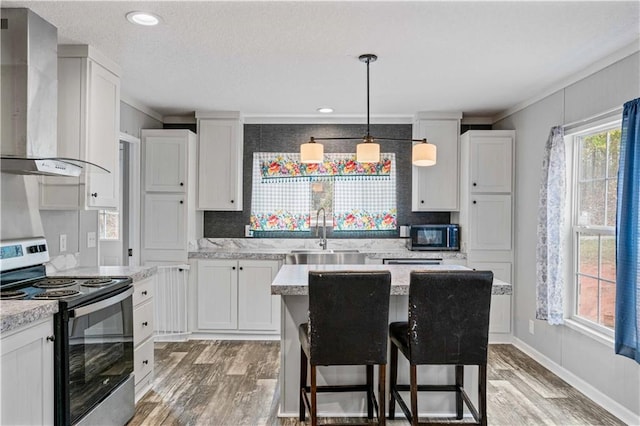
[59,234,67,252]
[87,232,97,248]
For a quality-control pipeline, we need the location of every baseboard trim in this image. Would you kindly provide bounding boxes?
[512,337,639,425]
[188,332,280,341]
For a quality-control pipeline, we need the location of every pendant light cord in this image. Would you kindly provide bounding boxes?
[366,56,370,139]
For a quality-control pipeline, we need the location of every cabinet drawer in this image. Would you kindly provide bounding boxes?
[134,338,154,386]
[133,300,154,346]
[133,278,153,306]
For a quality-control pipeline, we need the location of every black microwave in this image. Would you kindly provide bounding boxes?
[407,224,460,251]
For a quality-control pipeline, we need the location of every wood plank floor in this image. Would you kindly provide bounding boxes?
[128,342,623,426]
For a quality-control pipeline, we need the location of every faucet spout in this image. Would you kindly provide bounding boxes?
[315,208,327,250]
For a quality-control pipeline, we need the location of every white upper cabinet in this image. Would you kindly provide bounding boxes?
[411,113,462,211]
[196,111,244,211]
[40,45,120,210]
[469,135,513,193]
[143,133,188,192]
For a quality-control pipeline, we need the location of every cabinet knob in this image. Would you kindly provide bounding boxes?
[421,200,424,204]
[180,200,184,204]
[473,182,477,187]
[239,266,243,271]
[473,200,477,204]
[46,335,55,342]
[142,321,148,326]
[91,192,98,197]
[232,266,236,270]
[230,200,234,203]
[141,290,148,296]
[180,182,184,186]
[178,268,184,272]
[142,360,149,365]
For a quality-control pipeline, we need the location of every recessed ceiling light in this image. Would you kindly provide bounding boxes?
[126,11,161,26]
[317,107,334,113]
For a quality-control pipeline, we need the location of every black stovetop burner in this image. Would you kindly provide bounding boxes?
[33,289,81,299]
[34,278,77,289]
[0,290,27,300]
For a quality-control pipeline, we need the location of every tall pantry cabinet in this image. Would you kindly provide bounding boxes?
[140,129,202,265]
[452,130,515,339]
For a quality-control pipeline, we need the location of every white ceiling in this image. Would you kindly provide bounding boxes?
[4,1,640,120]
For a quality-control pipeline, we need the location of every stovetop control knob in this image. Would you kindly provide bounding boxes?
[27,245,38,254]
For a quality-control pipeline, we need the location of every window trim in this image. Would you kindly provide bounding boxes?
[565,118,621,338]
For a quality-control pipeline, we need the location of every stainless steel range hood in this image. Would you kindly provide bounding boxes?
[1,8,108,177]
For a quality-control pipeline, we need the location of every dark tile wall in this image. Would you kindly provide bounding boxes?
[202,123,451,238]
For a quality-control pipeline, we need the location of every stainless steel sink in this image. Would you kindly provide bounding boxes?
[284,250,366,265]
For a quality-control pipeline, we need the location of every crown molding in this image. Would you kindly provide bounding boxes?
[242,114,413,125]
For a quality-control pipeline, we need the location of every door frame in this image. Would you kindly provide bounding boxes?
[119,132,141,266]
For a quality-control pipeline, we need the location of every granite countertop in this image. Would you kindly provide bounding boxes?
[1,300,58,334]
[271,264,512,296]
[48,265,158,283]
[188,248,466,261]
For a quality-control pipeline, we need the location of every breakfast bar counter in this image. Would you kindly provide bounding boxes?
[271,264,512,419]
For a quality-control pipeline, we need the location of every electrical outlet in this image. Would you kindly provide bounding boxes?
[87,232,97,248]
[529,319,535,335]
[59,234,67,252]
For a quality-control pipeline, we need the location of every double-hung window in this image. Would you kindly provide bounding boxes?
[569,122,621,336]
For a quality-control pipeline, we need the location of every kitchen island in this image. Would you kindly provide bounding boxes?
[271,264,512,419]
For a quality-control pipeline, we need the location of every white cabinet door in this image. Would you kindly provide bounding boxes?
[237,260,280,332]
[1,319,54,426]
[143,193,186,250]
[469,194,512,251]
[470,136,512,193]
[41,53,120,210]
[197,118,243,211]
[143,132,188,192]
[86,60,120,208]
[412,119,460,211]
[197,260,239,330]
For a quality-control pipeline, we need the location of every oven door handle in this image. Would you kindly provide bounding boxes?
[69,286,134,318]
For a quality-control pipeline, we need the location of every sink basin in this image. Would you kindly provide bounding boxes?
[289,249,360,254]
[285,250,366,265]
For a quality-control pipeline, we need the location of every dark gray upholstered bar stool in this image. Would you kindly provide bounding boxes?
[299,270,392,426]
[388,270,493,426]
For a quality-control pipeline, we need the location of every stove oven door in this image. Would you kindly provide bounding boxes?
[59,286,135,425]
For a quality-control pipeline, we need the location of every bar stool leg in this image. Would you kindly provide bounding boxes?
[311,365,318,426]
[378,364,386,426]
[388,343,398,419]
[299,348,307,421]
[367,364,374,419]
[479,364,487,426]
[456,365,464,420]
[410,364,418,426]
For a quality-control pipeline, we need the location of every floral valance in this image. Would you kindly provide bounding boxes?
[259,153,391,181]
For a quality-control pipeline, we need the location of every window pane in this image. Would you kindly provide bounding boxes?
[577,233,598,276]
[99,210,119,240]
[606,179,618,227]
[599,280,616,329]
[578,180,605,225]
[580,133,608,180]
[600,235,616,282]
[577,275,599,323]
[607,129,621,178]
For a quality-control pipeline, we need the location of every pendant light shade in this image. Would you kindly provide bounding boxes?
[412,139,437,166]
[300,138,324,163]
[356,140,380,163]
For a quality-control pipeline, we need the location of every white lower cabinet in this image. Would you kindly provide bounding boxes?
[195,259,281,336]
[489,294,512,335]
[1,317,54,425]
[133,276,155,401]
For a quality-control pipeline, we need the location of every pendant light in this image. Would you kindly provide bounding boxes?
[301,54,437,166]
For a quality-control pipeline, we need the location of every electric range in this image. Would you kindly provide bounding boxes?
[0,237,135,426]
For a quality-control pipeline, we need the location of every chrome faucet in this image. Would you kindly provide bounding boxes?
[315,207,327,250]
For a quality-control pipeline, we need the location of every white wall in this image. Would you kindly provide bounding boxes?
[494,51,640,420]
[0,174,45,240]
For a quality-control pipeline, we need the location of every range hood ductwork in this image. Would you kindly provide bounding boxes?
[0,8,110,177]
